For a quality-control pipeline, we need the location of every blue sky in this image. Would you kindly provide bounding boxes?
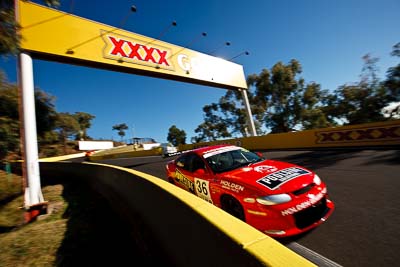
[1,0,399,143]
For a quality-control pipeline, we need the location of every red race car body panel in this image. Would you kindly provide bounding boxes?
[165,145,334,238]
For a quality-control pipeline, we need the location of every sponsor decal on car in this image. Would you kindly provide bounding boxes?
[254,165,278,173]
[281,188,327,216]
[194,178,213,204]
[257,167,311,190]
[220,180,245,193]
[175,169,194,192]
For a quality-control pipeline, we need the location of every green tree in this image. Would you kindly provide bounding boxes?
[35,89,57,138]
[193,103,232,142]
[73,112,95,140]
[0,117,19,159]
[193,88,265,142]
[0,79,57,137]
[55,112,80,153]
[249,60,335,132]
[384,42,400,102]
[330,54,391,124]
[0,72,20,159]
[167,125,186,146]
[0,72,19,119]
[0,0,60,56]
[249,60,306,133]
[112,123,128,141]
[0,71,58,158]
[300,82,336,130]
[193,59,334,141]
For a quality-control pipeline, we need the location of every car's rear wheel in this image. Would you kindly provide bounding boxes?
[168,177,175,184]
[220,195,245,221]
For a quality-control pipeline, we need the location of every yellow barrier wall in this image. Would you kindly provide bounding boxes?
[39,152,86,162]
[36,161,316,267]
[89,147,163,161]
[179,120,400,151]
[87,121,400,161]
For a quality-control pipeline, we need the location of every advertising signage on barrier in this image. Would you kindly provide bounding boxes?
[177,120,400,152]
[16,0,247,90]
[315,125,400,144]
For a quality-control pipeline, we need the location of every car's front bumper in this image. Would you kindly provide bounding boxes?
[247,196,335,238]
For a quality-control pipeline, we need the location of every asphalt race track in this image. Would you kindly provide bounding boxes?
[90,149,400,267]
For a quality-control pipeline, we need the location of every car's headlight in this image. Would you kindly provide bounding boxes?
[313,174,321,185]
[256,194,292,205]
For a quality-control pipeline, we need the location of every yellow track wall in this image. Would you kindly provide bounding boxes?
[179,120,400,151]
[32,161,316,267]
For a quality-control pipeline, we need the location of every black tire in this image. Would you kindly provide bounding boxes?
[220,195,245,221]
[168,177,175,185]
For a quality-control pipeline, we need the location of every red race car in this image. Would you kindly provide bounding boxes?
[165,145,334,238]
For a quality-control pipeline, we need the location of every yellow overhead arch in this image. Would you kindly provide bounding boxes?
[16,0,247,90]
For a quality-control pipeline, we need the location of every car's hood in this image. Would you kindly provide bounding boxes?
[219,160,315,193]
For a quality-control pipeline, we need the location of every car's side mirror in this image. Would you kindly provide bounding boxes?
[256,152,264,158]
[194,168,206,176]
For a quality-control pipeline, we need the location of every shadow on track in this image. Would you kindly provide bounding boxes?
[266,150,360,169]
[362,150,400,166]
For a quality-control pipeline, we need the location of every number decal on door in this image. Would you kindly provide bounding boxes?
[194,178,213,204]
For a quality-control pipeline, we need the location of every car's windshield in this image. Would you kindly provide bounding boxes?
[204,148,263,173]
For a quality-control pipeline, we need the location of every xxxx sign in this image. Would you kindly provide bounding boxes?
[102,32,174,71]
[17,0,247,89]
[315,126,400,144]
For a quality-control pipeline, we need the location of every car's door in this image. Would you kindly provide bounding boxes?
[174,153,196,193]
[190,154,215,204]
[175,152,215,204]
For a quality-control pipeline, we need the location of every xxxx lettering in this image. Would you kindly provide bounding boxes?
[317,126,400,143]
[108,36,170,66]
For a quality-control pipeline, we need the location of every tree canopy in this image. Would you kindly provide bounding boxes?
[0,0,60,56]
[193,59,335,141]
[73,112,95,140]
[384,42,400,102]
[247,59,333,133]
[112,123,129,140]
[328,54,395,124]
[0,71,96,160]
[167,125,186,146]
[193,44,399,141]
[0,75,58,137]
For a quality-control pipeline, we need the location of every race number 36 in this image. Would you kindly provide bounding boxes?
[194,178,213,204]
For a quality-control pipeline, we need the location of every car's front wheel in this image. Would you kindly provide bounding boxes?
[220,195,245,222]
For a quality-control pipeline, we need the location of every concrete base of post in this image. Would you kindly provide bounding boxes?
[24,202,49,223]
